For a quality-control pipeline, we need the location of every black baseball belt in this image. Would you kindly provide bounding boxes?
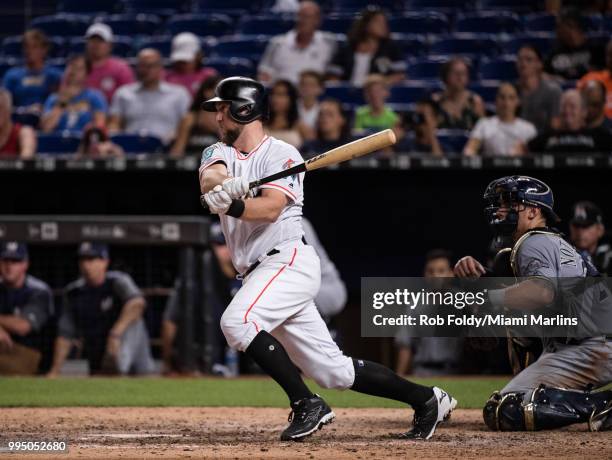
[240,236,307,280]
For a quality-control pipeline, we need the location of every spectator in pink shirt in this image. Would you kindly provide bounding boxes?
[164,32,216,98]
[84,23,135,103]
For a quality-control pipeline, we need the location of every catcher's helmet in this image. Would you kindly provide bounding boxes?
[201,76,268,124]
[483,175,560,235]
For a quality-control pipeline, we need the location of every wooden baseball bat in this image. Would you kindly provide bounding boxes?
[249,129,396,189]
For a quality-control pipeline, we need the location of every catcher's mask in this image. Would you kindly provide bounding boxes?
[483,175,560,236]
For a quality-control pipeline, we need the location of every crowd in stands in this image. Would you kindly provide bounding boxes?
[0,1,611,157]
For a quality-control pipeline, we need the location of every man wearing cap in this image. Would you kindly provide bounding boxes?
[570,201,612,276]
[109,48,191,145]
[164,32,217,98]
[47,242,154,376]
[84,23,135,103]
[0,241,54,375]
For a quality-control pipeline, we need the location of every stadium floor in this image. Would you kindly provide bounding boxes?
[1,406,610,459]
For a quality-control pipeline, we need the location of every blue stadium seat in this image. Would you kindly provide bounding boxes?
[2,36,65,58]
[388,12,450,35]
[30,14,91,38]
[11,111,40,128]
[479,0,541,13]
[323,83,364,108]
[68,36,133,57]
[479,56,517,81]
[437,129,469,154]
[46,57,67,72]
[239,16,294,36]
[57,0,122,14]
[583,14,603,32]
[524,13,604,34]
[209,36,269,62]
[455,12,523,34]
[469,81,499,104]
[389,83,435,105]
[110,134,164,154]
[391,34,428,57]
[523,13,556,33]
[137,36,172,56]
[103,14,162,36]
[406,57,447,81]
[333,0,402,12]
[501,33,554,55]
[125,0,188,16]
[166,14,234,37]
[430,35,500,59]
[405,0,475,14]
[193,0,262,15]
[605,15,612,32]
[206,57,255,78]
[37,133,81,155]
[321,15,356,34]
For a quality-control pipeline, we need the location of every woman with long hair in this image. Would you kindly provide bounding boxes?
[264,79,309,148]
[327,7,405,86]
[430,57,484,130]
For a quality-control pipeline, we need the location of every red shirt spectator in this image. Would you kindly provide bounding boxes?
[0,89,36,158]
[164,33,216,98]
[84,23,135,103]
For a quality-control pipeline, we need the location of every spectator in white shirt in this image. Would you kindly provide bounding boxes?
[463,82,537,157]
[257,1,336,85]
[297,70,323,141]
[108,49,191,146]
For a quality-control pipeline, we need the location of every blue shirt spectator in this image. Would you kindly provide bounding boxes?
[2,29,61,116]
[3,66,62,111]
[41,55,107,134]
[43,88,107,133]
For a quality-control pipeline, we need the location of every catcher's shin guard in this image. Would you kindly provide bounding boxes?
[483,385,612,431]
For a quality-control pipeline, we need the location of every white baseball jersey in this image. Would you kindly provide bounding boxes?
[199,135,305,274]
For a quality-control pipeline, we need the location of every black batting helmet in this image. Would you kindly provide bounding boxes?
[201,76,268,124]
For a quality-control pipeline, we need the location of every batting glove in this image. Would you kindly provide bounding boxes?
[222,176,250,199]
[204,185,232,214]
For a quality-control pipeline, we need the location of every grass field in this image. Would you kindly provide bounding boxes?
[0,376,510,408]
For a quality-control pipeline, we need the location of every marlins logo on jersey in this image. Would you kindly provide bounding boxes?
[282,158,299,189]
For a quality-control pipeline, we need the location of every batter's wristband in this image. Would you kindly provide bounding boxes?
[226,199,245,218]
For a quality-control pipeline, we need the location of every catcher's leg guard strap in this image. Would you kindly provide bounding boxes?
[483,391,527,431]
[483,385,612,431]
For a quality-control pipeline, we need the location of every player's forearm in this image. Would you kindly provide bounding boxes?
[111,297,146,337]
[239,196,285,223]
[49,336,72,374]
[489,279,555,311]
[0,314,31,336]
[200,168,228,194]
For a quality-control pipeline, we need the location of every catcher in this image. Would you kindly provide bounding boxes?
[454,175,612,432]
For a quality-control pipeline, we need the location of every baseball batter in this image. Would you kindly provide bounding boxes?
[454,175,612,432]
[198,76,456,441]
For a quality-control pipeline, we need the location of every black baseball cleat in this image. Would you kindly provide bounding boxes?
[280,394,335,441]
[400,386,457,440]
